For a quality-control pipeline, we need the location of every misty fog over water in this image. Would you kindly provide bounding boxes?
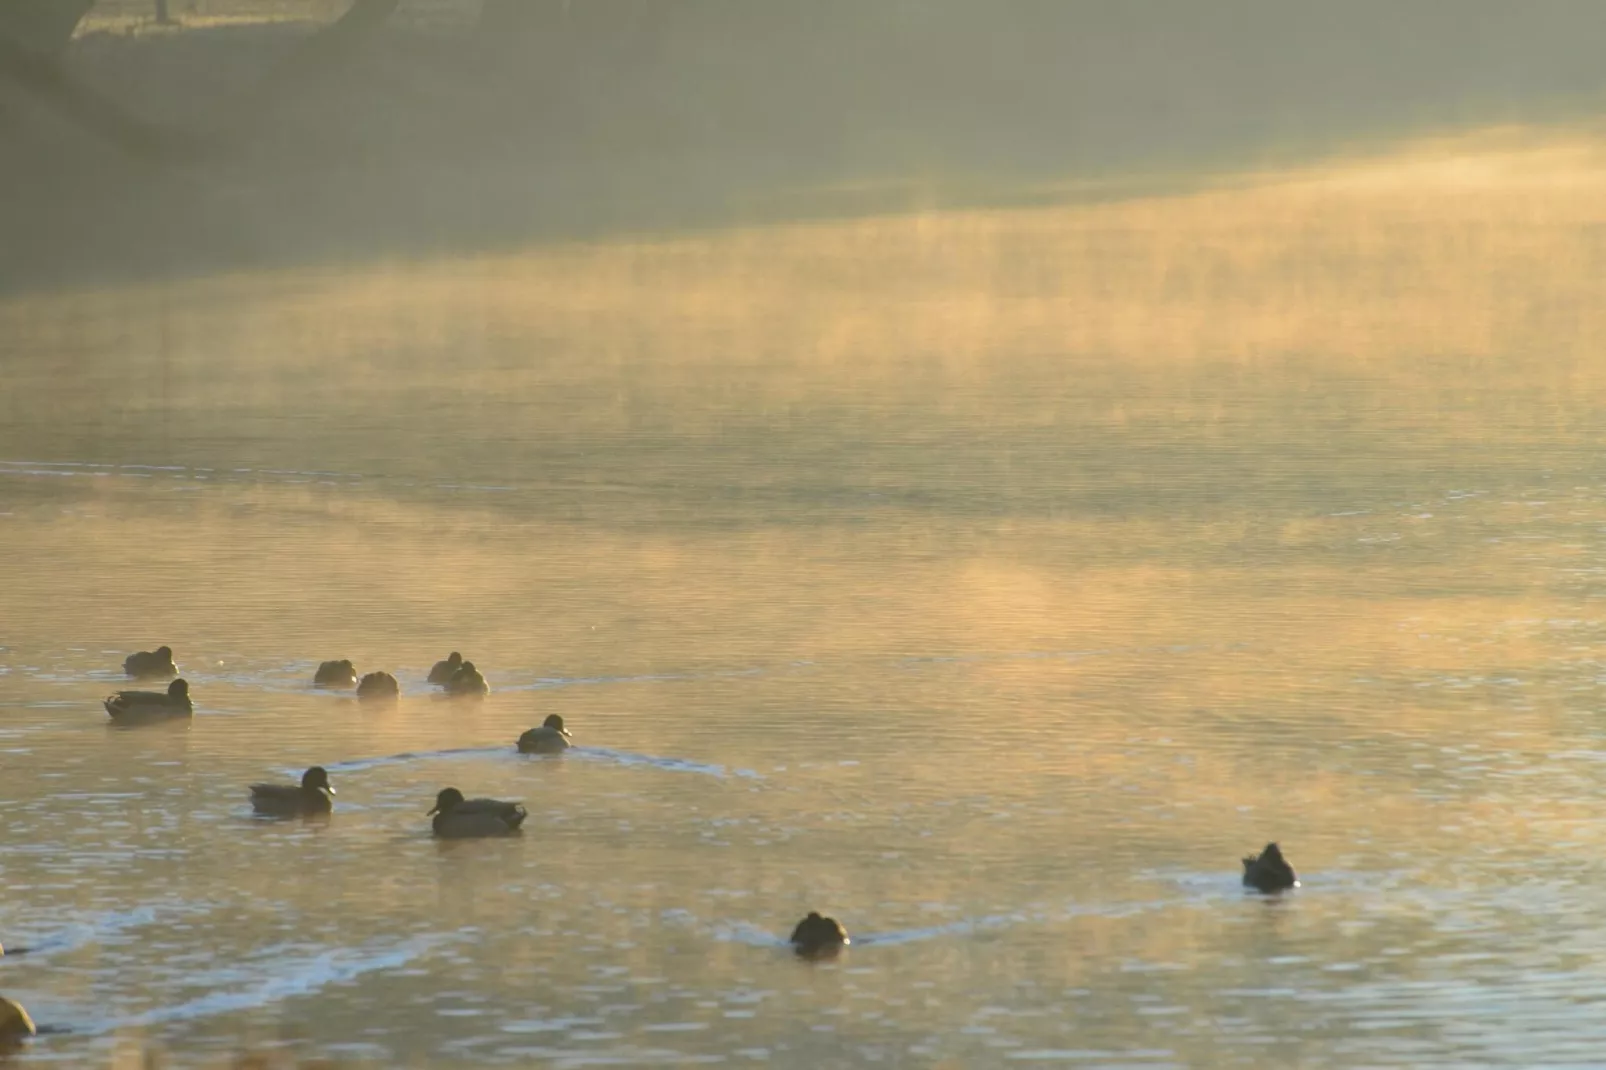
[7,3,1606,1067]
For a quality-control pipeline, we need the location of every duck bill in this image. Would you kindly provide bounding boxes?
[324,786,336,796]
[426,806,439,816]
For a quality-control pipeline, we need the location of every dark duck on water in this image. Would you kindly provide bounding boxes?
[517,714,573,754]
[357,671,400,701]
[789,912,850,958]
[427,787,526,838]
[122,645,177,679]
[1241,842,1299,893]
[428,651,464,685]
[444,661,489,697]
[313,659,358,688]
[249,766,336,817]
[104,678,192,721]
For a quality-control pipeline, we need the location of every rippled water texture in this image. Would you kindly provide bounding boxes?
[8,135,1606,1067]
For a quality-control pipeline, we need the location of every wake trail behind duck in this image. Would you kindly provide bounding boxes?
[2,902,214,961]
[76,934,460,1035]
[682,897,1189,951]
[318,746,506,773]
[572,747,759,780]
[320,745,753,780]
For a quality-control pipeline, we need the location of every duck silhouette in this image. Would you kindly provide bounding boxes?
[356,671,400,701]
[249,766,336,817]
[1241,842,1299,893]
[428,651,464,685]
[104,678,192,721]
[443,661,489,697]
[789,912,849,958]
[122,645,177,679]
[428,787,525,838]
[313,659,358,688]
[517,714,572,754]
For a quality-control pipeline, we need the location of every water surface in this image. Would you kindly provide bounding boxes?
[5,140,1606,1066]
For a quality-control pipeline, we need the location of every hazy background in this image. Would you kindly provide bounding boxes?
[8,0,1606,291]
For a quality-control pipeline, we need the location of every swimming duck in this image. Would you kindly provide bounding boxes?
[1242,842,1299,893]
[313,659,358,688]
[0,997,34,1052]
[249,766,335,816]
[428,651,464,685]
[516,714,572,754]
[123,645,177,679]
[444,661,489,697]
[789,912,849,958]
[104,678,192,721]
[356,671,400,701]
[428,787,525,838]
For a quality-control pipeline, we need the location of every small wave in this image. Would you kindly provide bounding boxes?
[686,897,1188,952]
[320,746,508,773]
[831,908,1138,949]
[494,666,770,693]
[0,458,513,497]
[573,747,760,780]
[894,642,1250,671]
[705,922,788,949]
[3,902,215,960]
[78,934,459,1035]
[318,744,755,781]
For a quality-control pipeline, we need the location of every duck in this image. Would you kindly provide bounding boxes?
[789,912,849,958]
[356,671,400,701]
[428,787,525,838]
[428,651,464,685]
[443,661,489,697]
[0,996,34,1052]
[104,678,192,721]
[122,645,177,679]
[1241,842,1299,893]
[313,659,358,688]
[516,714,572,754]
[249,766,335,816]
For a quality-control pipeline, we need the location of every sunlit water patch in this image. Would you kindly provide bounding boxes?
[9,144,1606,1063]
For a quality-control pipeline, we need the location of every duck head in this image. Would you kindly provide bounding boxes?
[428,787,466,816]
[542,714,569,734]
[155,645,173,659]
[168,679,190,699]
[302,766,335,795]
[447,652,463,668]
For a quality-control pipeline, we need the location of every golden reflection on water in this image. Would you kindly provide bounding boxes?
[7,130,1606,1065]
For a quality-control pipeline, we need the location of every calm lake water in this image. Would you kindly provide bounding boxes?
[6,151,1606,1066]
